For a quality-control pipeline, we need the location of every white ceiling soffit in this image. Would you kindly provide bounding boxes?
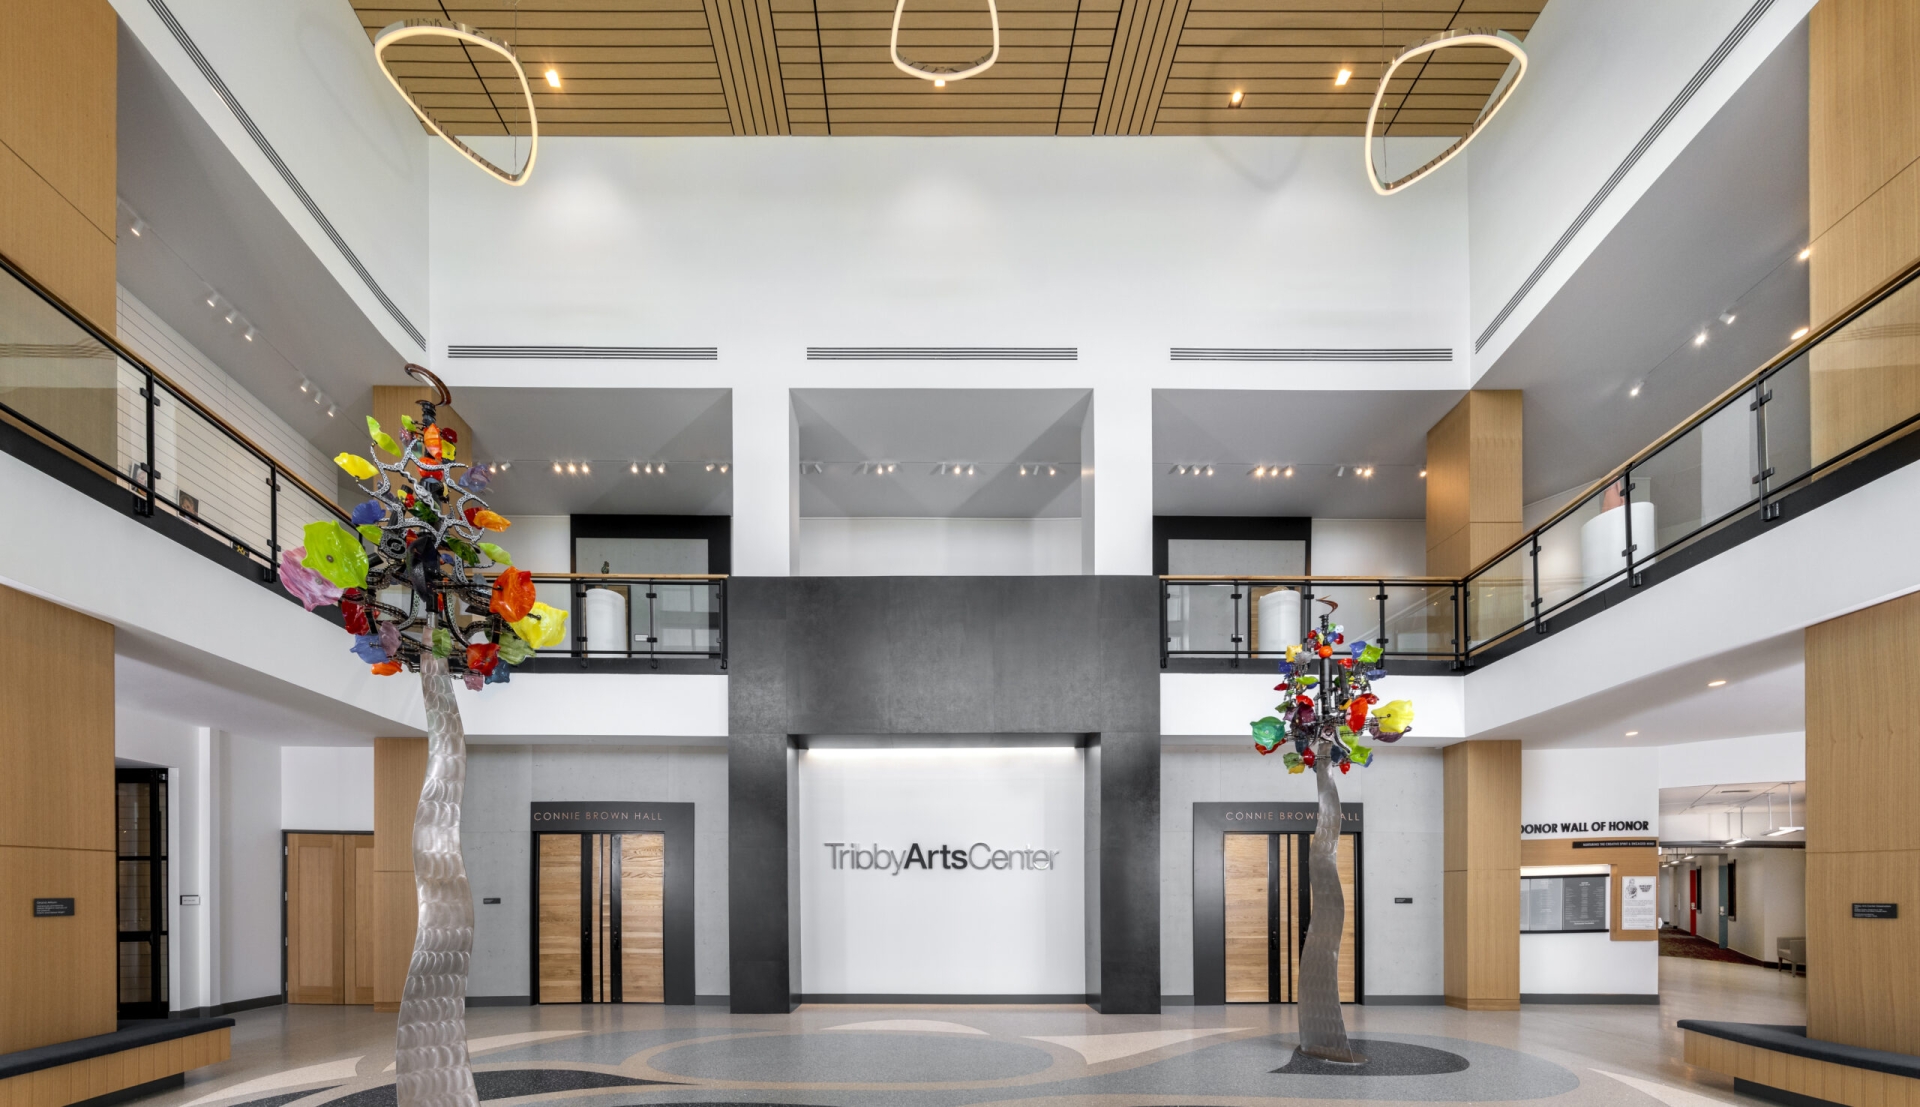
[1479,18,1809,503]
[794,389,1089,519]
[448,387,733,517]
[114,25,410,467]
[1485,631,1804,751]
[1151,389,1464,519]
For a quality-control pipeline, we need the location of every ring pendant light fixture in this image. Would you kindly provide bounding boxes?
[374,19,539,186]
[890,0,1001,85]
[1364,27,1527,196]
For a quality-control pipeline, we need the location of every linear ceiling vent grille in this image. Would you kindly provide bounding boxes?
[807,347,1077,360]
[1171,347,1453,362]
[446,345,718,360]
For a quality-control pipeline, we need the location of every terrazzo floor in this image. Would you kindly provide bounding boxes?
[149,958,1805,1107]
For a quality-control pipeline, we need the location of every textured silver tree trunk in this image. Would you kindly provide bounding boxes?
[395,657,479,1107]
[1296,743,1364,1063]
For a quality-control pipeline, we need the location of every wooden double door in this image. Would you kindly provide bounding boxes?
[536,833,664,1003]
[1224,831,1359,1003]
[286,833,376,1004]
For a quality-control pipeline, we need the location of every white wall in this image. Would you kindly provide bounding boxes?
[119,287,335,494]
[281,746,373,830]
[218,730,284,1003]
[1467,0,1818,373]
[1660,732,1805,789]
[1160,745,1443,1000]
[1161,672,1464,741]
[797,517,1082,576]
[113,0,430,357]
[1725,847,1806,963]
[462,743,730,998]
[116,708,215,1012]
[1520,747,1660,997]
[798,748,1086,996]
[1309,519,1427,577]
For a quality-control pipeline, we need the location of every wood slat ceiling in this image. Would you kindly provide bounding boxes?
[350,0,1547,137]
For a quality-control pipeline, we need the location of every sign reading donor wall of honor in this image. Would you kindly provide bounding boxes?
[798,747,1085,999]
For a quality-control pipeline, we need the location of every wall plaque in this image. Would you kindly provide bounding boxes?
[32,898,74,917]
[1853,903,1898,919]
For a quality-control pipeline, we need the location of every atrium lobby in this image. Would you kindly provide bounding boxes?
[0,2,1914,1107]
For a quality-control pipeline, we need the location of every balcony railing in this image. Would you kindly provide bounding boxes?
[1167,251,1920,670]
[0,250,732,668]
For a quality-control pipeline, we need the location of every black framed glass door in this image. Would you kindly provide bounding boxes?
[116,767,168,1018]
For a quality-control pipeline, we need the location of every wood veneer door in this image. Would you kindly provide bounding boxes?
[346,836,376,1004]
[538,835,583,1003]
[1336,833,1357,1003]
[1224,833,1271,1002]
[621,834,665,1003]
[287,834,345,1004]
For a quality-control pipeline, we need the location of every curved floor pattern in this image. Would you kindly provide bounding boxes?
[1274,1038,1472,1076]
[650,1032,1058,1082]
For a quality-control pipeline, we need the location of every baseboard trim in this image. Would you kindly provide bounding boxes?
[695,995,730,1006]
[1446,997,1520,1011]
[466,996,531,1007]
[799,994,1091,1005]
[1521,993,1660,1005]
[1365,995,1446,1006]
[170,995,282,1020]
[1160,995,1195,1006]
[1735,1078,1845,1107]
[72,1073,183,1107]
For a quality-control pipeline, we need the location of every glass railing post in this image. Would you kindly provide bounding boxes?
[1451,582,1463,670]
[1375,582,1387,652]
[1530,533,1542,634]
[1751,381,1781,521]
[1159,579,1169,669]
[266,470,280,584]
[138,366,157,517]
[1230,581,1243,668]
[647,581,658,670]
[1622,470,1640,587]
[717,580,728,670]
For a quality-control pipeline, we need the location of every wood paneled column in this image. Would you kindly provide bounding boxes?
[1444,739,1520,1011]
[372,738,426,1012]
[1807,0,1920,462]
[0,585,115,1051]
[1805,593,1920,1054]
[1425,391,1523,577]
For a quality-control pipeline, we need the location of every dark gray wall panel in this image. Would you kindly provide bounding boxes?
[727,575,1161,1013]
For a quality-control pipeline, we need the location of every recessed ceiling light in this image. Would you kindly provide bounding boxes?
[1253,465,1266,477]
[1335,69,1351,86]
[934,78,946,88]
[1418,468,1427,478]
[545,68,560,88]
[1229,90,1244,107]
[1707,679,1727,688]
[568,463,577,474]
[1693,332,1708,347]
[1283,466,1293,478]
[1791,326,1809,340]
[1625,730,1639,737]
[553,462,562,474]
[1797,247,1811,261]
[582,463,591,474]
[632,463,640,474]
[1047,465,1056,476]
[1628,381,1643,397]
[1205,466,1214,476]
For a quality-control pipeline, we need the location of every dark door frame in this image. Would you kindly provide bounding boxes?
[1192,801,1364,1006]
[117,767,169,1019]
[528,802,695,1004]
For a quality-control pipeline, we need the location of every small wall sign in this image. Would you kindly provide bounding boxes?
[1573,839,1659,849]
[1853,903,1898,919]
[32,898,75,917]
[179,894,201,906]
[482,897,502,905]
[1394,897,1413,904]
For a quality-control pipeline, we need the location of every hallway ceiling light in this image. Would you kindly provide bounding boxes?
[581,462,590,474]
[326,403,339,418]
[545,68,560,88]
[1707,679,1727,688]
[1628,381,1643,398]
[129,215,150,237]
[1693,332,1708,347]
[1418,468,1427,478]
[1335,69,1351,86]
[719,463,729,473]
[1625,730,1639,737]
[632,463,640,474]
[553,462,562,473]
[1283,466,1294,478]
[567,462,577,474]
[1229,90,1244,107]
[374,19,539,186]
[243,325,259,342]
[891,0,1000,84]
[1765,826,1802,836]
[298,377,312,394]
[1365,28,1527,196]
[1720,312,1737,325]
[1252,465,1265,477]
[1049,466,1057,476]
[1798,247,1811,261]
[1791,326,1809,340]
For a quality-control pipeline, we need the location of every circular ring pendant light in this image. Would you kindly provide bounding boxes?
[375,19,539,186]
[1364,27,1526,196]
[891,0,1001,83]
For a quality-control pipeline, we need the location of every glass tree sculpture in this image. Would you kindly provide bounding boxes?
[1250,598,1413,1064]
[279,365,564,1107]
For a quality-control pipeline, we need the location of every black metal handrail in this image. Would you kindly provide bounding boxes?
[508,572,729,669]
[1160,576,1460,668]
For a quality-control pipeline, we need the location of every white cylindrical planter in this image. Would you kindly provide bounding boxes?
[584,587,628,655]
[1580,501,1657,588]
[1257,588,1303,655]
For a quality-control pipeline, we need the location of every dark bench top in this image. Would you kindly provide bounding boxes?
[1679,1020,1920,1081]
[0,1018,235,1081]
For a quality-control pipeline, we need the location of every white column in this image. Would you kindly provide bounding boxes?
[1086,383,1155,576]
[731,383,796,576]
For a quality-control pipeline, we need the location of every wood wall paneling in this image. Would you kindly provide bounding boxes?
[0,585,115,1053]
[1805,591,1920,1054]
[0,1027,230,1107]
[1807,0,1920,471]
[0,0,116,335]
[1425,391,1522,578]
[1443,739,1520,1010]
[373,738,427,1011]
